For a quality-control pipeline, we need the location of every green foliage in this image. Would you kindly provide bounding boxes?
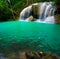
[54,0,59,3]
[12,0,27,19]
[12,0,26,12]
[0,0,13,21]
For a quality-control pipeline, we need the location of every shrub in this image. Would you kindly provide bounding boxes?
[0,0,12,21]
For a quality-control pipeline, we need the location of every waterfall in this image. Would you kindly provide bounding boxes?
[39,2,55,19]
[39,2,47,19]
[44,4,53,19]
[20,6,32,20]
[19,2,55,24]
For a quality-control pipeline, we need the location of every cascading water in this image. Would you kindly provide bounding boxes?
[39,2,47,19]
[19,2,55,24]
[44,2,55,19]
[20,6,32,20]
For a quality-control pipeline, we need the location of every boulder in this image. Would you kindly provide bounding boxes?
[31,3,40,19]
[26,16,34,21]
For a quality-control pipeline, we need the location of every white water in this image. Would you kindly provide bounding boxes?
[20,6,32,19]
[44,4,52,18]
[19,2,55,24]
[39,2,47,19]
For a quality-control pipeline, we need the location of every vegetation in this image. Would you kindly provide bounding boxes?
[0,0,59,21]
[0,0,13,21]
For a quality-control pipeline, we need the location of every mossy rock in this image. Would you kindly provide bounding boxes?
[55,14,60,24]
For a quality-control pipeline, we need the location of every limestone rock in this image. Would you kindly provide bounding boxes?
[28,16,34,21]
[31,3,40,19]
